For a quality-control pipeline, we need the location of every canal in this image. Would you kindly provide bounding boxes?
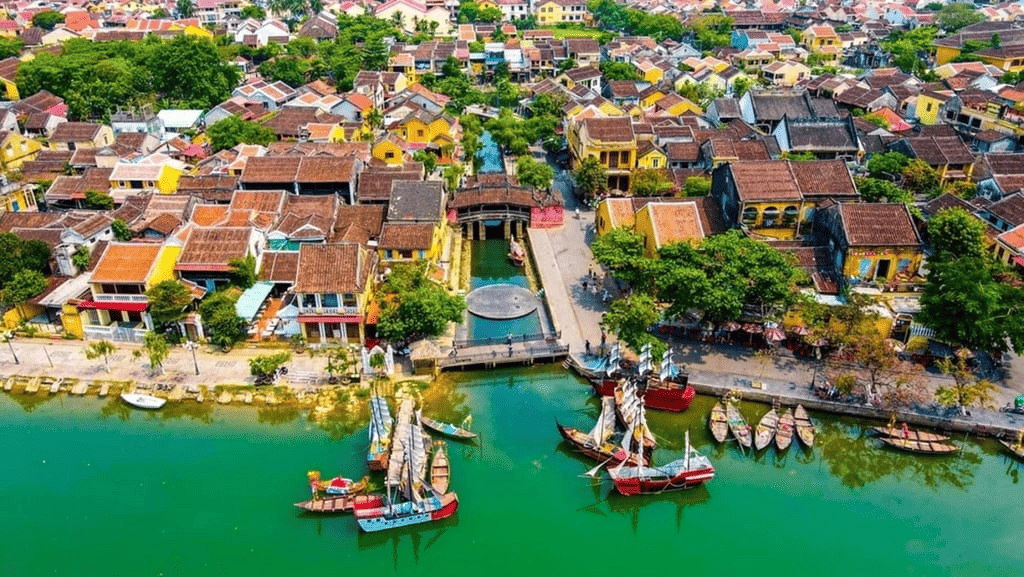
[0,366,1021,576]
[466,238,543,341]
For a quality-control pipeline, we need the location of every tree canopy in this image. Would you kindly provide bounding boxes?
[572,156,608,198]
[207,116,277,152]
[146,280,194,326]
[935,2,983,32]
[516,156,554,191]
[927,208,987,261]
[0,233,51,310]
[377,262,465,341]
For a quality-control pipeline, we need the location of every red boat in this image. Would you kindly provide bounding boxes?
[609,432,715,496]
[592,376,695,412]
[353,493,459,531]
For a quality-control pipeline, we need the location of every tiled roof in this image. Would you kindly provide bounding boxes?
[90,242,161,284]
[730,161,802,202]
[239,156,301,183]
[902,135,975,166]
[357,165,424,202]
[331,205,386,244]
[259,251,299,283]
[985,193,1024,228]
[50,122,103,143]
[583,117,634,143]
[789,160,858,198]
[922,192,974,217]
[379,222,435,250]
[229,190,286,214]
[646,202,704,247]
[176,227,252,271]
[294,243,373,294]
[839,203,920,247]
[387,180,444,222]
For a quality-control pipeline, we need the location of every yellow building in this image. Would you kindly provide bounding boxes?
[372,133,406,165]
[294,243,377,345]
[0,76,17,101]
[816,203,923,287]
[109,159,184,196]
[801,25,839,52]
[635,141,667,171]
[595,197,638,236]
[0,185,37,213]
[633,201,706,258]
[761,60,811,87]
[914,89,952,125]
[535,0,590,26]
[567,116,636,191]
[0,130,41,170]
[711,161,807,240]
[639,87,667,109]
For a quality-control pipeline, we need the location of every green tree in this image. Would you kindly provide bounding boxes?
[0,269,48,310]
[146,280,194,327]
[228,254,257,289]
[590,227,659,293]
[138,331,170,375]
[377,262,466,341]
[258,56,310,86]
[207,116,276,152]
[84,340,116,373]
[867,151,912,180]
[945,180,977,199]
[688,14,734,50]
[443,162,465,192]
[601,293,665,357]
[599,61,640,81]
[901,159,942,198]
[0,233,50,282]
[631,169,672,196]
[935,2,983,32]
[249,352,291,378]
[149,35,241,109]
[31,10,64,30]
[935,354,997,414]
[361,36,389,71]
[176,0,194,17]
[918,257,1024,354]
[683,176,710,197]
[927,207,987,261]
[199,290,248,349]
[111,218,133,241]
[71,245,91,271]
[516,156,554,191]
[0,38,24,59]
[84,189,114,210]
[413,150,438,174]
[572,156,607,198]
[855,176,914,203]
[241,4,267,19]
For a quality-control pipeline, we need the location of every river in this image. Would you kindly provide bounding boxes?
[0,365,1021,576]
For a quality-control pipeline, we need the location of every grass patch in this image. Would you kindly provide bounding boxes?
[543,27,607,40]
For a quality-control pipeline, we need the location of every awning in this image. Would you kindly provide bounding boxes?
[235,281,274,321]
[76,300,148,312]
[298,315,362,323]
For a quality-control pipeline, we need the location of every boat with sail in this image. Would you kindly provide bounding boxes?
[709,401,729,443]
[367,395,393,471]
[608,430,715,496]
[754,408,778,451]
[508,235,526,266]
[556,396,646,467]
[421,415,477,440]
[589,345,695,412]
[612,379,657,457]
[776,408,795,451]
[726,402,752,448]
[353,402,459,532]
[794,405,815,447]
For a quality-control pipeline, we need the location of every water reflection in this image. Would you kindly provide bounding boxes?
[6,391,59,413]
[313,395,370,439]
[420,375,472,427]
[604,484,711,534]
[257,403,301,426]
[817,420,981,490]
[356,516,458,568]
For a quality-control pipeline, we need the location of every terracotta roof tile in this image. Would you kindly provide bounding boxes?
[379,222,435,250]
[259,251,299,283]
[840,203,920,246]
[176,227,252,271]
[294,243,373,294]
[90,242,161,284]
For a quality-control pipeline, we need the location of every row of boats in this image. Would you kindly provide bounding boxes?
[296,394,477,532]
[709,396,816,451]
[560,344,715,495]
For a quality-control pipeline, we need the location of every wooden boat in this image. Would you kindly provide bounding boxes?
[612,382,657,455]
[555,422,647,467]
[590,345,695,412]
[998,439,1024,462]
[776,408,795,451]
[609,431,715,496]
[726,402,752,448]
[879,436,957,454]
[120,392,166,409]
[508,235,526,266]
[421,415,477,440]
[431,444,450,494]
[871,426,950,443]
[367,395,393,471]
[709,402,729,443]
[295,472,367,514]
[754,408,778,451]
[794,405,815,448]
[354,405,459,533]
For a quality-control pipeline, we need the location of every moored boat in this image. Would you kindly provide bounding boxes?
[609,431,715,496]
[367,395,393,471]
[878,436,957,454]
[754,408,778,451]
[612,381,657,455]
[794,405,815,448]
[120,392,166,410]
[295,495,358,513]
[871,425,950,443]
[709,402,729,443]
[508,235,526,266]
[295,471,368,514]
[591,346,695,412]
[421,415,477,440]
[431,443,450,494]
[556,396,647,467]
[776,408,795,451]
[726,402,752,448]
[998,439,1024,462]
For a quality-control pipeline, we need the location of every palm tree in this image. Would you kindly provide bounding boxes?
[84,340,117,373]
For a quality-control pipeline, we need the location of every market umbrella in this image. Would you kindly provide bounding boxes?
[722,321,741,332]
[764,328,786,342]
[790,325,809,336]
[742,323,762,345]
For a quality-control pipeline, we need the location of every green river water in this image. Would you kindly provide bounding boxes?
[1,365,1022,577]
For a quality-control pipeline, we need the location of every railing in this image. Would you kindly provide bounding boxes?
[299,305,360,315]
[454,331,560,348]
[93,294,148,303]
[83,324,147,343]
[439,342,570,368]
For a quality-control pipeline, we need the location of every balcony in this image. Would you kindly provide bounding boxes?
[298,306,361,315]
[93,294,148,303]
[83,323,147,343]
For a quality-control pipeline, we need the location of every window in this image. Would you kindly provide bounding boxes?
[762,206,780,226]
[303,294,317,309]
[417,129,424,137]
[741,207,758,225]
[321,293,338,308]
[926,103,933,112]
[783,205,799,224]
[385,151,395,159]
[652,158,659,168]
[343,293,357,307]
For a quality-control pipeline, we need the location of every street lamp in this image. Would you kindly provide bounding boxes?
[3,331,18,364]
[185,341,200,376]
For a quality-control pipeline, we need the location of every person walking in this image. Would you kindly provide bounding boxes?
[585,340,591,356]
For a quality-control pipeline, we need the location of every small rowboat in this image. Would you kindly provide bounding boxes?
[294,495,357,514]
[998,439,1024,462]
[709,402,729,443]
[431,443,451,494]
[879,436,957,454]
[421,416,477,440]
[776,408,795,451]
[872,426,950,443]
[794,405,815,447]
[120,392,166,410]
[754,408,778,451]
[726,402,752,448]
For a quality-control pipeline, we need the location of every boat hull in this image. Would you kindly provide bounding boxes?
[879,437,957,454]
[592,379,695,412]
[421,417,477,440]
[367,453,389,472]
[872,426,950,443]
[353,493,459,532]
[999,440,1024,461]
[120,393,166,409]
[556,422,646,467]
[611,466,715,496]
[709,402,729,444]
[295,495,356,514]
[726,403,752,448]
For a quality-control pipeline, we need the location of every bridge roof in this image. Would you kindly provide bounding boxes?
[450,186,544,210]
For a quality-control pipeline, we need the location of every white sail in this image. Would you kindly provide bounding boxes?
[587,397,616,445]
[637,357,652,376]
[659,349,675,381]
[386,399,415,488]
